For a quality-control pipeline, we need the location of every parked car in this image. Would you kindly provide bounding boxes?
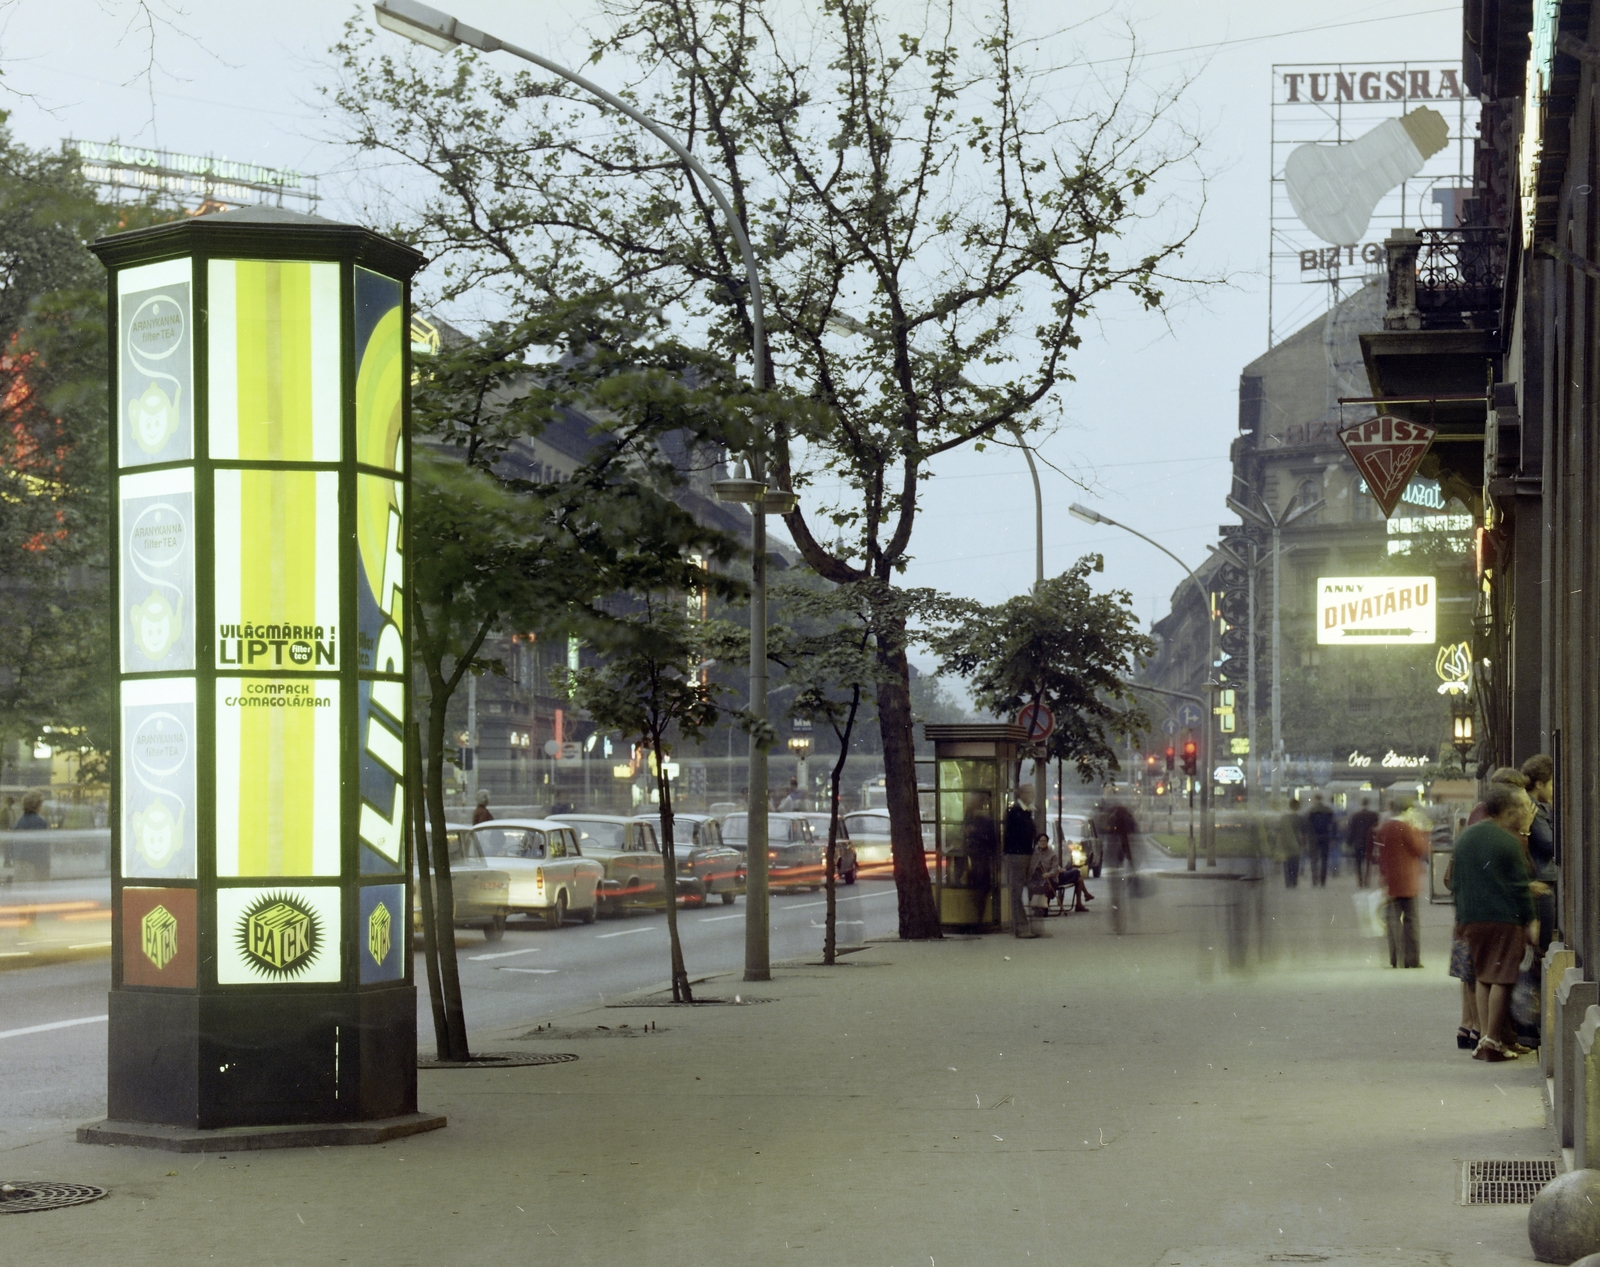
[550,814,706,913]
[470,820,603,928]
[412,825,512,941]
[719,812,825,892]
[650,813,743,905]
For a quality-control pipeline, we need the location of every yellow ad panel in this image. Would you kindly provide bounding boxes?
[215,678,341,877]
[214,469,340,671]
[354,267,404,472]
[207,259,340,463]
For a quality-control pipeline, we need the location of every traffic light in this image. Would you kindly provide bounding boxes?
[1164,744,1175,772]
[1181,738,1198,777]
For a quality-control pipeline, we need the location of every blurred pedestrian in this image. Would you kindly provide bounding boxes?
[1281,798,1304,887]
[1346,797,1379,888]
[1376,798,1428,968]
[1452,782,1539,1062]
[1522,753,1557,953]
[1306,795,1336,886]
[962,790,998,924]
[1004,785,1043,938]
[1467,767,1530,825]
[780,778,804,811]
[471,790,493,825]
[14,790,47,831]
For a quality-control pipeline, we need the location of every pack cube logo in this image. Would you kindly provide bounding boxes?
[367,901,392,967]
[141,904,178,971]
[236,891,322,979]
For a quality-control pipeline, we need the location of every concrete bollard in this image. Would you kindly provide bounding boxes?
[1531,1169,1600,1263]
[1558,973,1599,1151]
[1548,944,1577,1077]
[1579,1008,1600,1169]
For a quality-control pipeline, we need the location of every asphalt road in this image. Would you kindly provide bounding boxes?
[0,880,900,1145]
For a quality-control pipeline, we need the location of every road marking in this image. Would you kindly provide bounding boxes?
[0,1014,108,1041]
[0,952,30,959]
[469,947,543,961]
[698,913,745,922]
[783,891,900,911]
[69,941,112,950]
[595,927,656,939]
[497,968,559,974]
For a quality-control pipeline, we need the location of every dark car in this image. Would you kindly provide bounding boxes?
[799,813,857,884]
[720,812,825,892]
[647,814,743,905]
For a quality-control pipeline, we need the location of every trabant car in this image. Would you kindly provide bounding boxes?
[550,814,702,914]
[412,825,513,941]
[469,819,603,928]
[648,813,743,905]
[719,812,825,892]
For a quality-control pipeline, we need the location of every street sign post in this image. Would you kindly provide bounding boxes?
[1016,703,1055,742]
[1338,415,1437,517]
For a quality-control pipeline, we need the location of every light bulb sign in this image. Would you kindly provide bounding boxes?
[92,208,427,1140]
[1270,62,1479,347]
[1316,576,1436,645]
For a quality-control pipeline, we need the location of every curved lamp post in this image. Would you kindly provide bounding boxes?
[1069,502,1215,869]
[375,0,783,980]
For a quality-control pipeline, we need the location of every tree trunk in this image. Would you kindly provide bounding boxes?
[655,741,693,1003]
[874,613,941,939]
[409,722,451,1060]
[424,683,471,1061]
[824,682,862,967]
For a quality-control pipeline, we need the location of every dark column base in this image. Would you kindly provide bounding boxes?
[107,986,419,1129]
[77,1111,444,1153]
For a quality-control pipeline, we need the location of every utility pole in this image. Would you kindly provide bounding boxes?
[1071,504,1216,868]
[1227,493,1323,805]
[1014,427,1048,835]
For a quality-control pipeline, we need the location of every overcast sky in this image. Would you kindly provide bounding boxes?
[1,0,1460,641]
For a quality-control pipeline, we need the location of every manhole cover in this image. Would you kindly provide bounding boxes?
[0,1181,109,1214]
[1462,1159,1561,1203]
[606,997,775,1007]
[417,1051,578,1069]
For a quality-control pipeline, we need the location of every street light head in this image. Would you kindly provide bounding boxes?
[374,1,499,53]
[1068,502,1105,526]
[1284,496,1326,527]
[1225,495,1271,530]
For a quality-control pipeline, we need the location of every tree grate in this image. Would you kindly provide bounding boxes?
[1462,1159,1561,1204]
[605,997,775,1007]
[418,1051,578,1070]
[0,1181,109,1214]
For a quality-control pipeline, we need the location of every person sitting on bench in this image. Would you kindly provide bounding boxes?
[1030,833,1093,914]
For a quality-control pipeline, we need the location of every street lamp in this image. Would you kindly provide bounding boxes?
[1069,502,1216,870]
[1450,691,1476,765]
[375,0,782,981]
[1224,493,1324,805]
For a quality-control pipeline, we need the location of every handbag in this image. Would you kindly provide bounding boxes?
[1511,946,1542,1028]
[1353,888,1386,938]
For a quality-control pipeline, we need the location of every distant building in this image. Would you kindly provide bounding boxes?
[1139,282,1472,794]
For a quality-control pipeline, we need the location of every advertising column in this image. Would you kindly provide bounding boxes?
[90,209,429,1145]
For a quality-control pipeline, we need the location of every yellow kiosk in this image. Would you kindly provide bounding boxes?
[926,723,1030,930]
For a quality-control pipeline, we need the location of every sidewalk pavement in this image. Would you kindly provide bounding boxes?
[2,873,1554,1267]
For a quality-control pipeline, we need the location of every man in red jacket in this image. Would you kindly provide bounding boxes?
[1376,798,1430,968]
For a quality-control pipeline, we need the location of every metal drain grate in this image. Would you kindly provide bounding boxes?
[1462,1159,1561,1204]
[418,1051,578,1070]
[0,1181,109,1214]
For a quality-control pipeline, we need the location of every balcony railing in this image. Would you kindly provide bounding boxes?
[1384,227,1507,332]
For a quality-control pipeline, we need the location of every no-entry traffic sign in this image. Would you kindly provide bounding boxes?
[1017,702,1055,741]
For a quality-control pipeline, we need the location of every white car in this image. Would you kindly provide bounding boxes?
[470,819,604,928]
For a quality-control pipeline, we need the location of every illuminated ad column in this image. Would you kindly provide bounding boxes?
[88,209,432,1143]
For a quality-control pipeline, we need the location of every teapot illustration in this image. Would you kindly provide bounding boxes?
[131,590,180,660]
[129,382,181,455]
[132,799,182,868]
